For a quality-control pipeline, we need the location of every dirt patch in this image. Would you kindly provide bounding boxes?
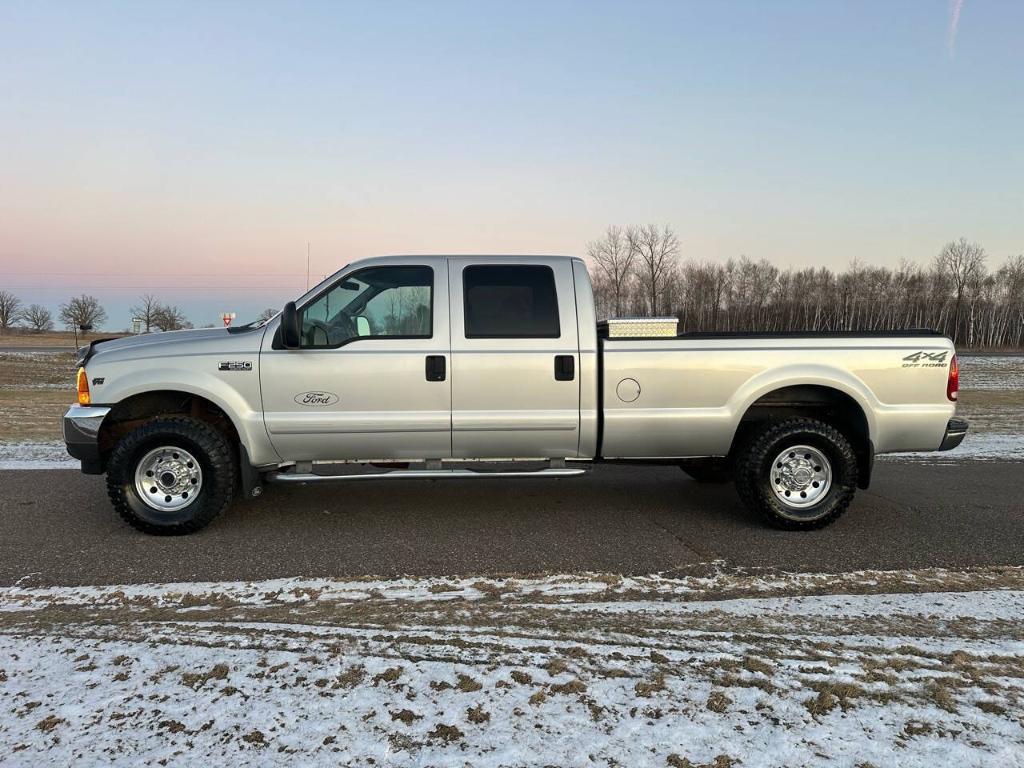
[181,664,229,690]
[706,691,732,713]
[429,723,463,743]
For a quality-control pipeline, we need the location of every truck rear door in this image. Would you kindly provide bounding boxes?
[448,257,581,458]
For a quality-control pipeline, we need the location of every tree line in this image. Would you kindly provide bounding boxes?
[0,290,282,335]
[0,292,199,334]
[588,227,1024,349]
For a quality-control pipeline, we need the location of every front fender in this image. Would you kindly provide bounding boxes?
[94,366,279,466]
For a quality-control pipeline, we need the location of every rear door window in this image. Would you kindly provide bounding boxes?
[463,265,560,338]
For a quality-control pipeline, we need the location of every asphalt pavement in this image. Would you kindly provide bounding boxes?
[0,460,1021,587]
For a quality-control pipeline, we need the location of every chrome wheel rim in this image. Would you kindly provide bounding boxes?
[770,444,831,511]
[133,446,202,512]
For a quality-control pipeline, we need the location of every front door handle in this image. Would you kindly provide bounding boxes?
[425,355,446,382]
[554,355,575,381]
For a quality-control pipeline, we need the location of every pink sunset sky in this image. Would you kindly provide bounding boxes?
[1,1,1021,328]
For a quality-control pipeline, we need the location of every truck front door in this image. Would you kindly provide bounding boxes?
[259,259,451,461]
[448,258,581,459]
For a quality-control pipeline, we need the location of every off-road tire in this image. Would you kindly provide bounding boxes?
[106,417,236,535]
[679,458,733,484]
[734,417,857,530]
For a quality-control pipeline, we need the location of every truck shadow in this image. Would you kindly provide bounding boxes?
[217,464,758,575]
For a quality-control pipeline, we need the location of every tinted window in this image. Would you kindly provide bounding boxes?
[463,265,560,338]
[301,265,432,348]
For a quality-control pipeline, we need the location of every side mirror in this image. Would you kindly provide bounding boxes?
[355,316,371,337]
[281,301,301,349]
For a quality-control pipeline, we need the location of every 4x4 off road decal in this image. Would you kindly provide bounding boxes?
[902,351,948,368]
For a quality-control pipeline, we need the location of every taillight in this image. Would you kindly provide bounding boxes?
[77,367,91,405]
[947,355,959,402]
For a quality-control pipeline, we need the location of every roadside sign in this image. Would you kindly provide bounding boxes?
[221,312,236,327]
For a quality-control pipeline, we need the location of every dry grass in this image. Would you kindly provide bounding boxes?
[635,672,667,698]
[0,331,122,348]
[456,673,482,693]
[180,664,229,691]
[667,756,738,768]
[372,667,402,686]
[705,690,732,713]
[544,658,569,677]
[428,724,463,743]
[0,351,75,441]
[549,678,586,695]
[390,709,421,726]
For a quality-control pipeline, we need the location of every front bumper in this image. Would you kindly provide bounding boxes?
[939,417,969,451]
[63,405,111,474]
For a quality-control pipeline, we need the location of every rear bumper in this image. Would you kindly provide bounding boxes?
[63,405,111,474]
[939,417,969,451]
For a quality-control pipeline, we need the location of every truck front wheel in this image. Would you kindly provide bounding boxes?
[734,417,857,530]
[106,417,236,535]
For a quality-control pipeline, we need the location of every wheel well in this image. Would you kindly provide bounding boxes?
[98,391,240,460]
[732,385,873,488]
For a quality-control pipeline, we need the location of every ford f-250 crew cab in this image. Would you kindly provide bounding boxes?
[64,255,967,535]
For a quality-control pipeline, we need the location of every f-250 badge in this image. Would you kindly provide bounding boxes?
[902,351,948,368]
[294,391,340,406]
[218,361,252,371]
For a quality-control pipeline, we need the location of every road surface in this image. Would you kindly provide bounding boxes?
[0,460,1021,587]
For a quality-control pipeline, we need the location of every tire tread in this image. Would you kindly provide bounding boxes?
[105,417,236,535]
[735,417,857,530]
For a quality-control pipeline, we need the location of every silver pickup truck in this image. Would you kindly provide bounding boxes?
[64,255,967,535]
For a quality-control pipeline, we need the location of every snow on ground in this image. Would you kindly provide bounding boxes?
[959,355,1024,391]
[882,432,1024,462]
[0,442,77,470]
[1,567,1022,767]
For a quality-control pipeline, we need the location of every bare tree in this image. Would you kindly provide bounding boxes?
[256,308,278,322]
[587,228,1023,349]
[935,238,986,343]
[152,304,191,332]
[59,294,107,330]
[586,226,636,317]
[130,294,162,333]
[627,224,679,316]
[0,290,22,332]
[22,304,53,332]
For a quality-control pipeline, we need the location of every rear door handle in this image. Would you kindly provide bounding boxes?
[554,355,575,381]
[425,355,446,382]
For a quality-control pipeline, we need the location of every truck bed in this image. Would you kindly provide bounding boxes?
[595,332,955,459]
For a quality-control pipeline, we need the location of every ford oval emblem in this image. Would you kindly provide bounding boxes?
[294,391,340,406]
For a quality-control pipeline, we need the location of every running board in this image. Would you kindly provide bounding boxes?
[267,467,585,484]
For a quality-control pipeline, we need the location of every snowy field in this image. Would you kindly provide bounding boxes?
[0,442,77,470]
[1,567,1022,767]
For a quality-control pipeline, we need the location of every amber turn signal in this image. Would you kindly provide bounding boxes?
[77,367,91,405]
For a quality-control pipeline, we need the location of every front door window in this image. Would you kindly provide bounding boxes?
[301,265,433,348]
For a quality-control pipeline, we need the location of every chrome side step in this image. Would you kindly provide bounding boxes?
[267,467,585,484]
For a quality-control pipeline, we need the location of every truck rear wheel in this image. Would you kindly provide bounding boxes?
[106,417,236,535]
[734,417,857,530]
